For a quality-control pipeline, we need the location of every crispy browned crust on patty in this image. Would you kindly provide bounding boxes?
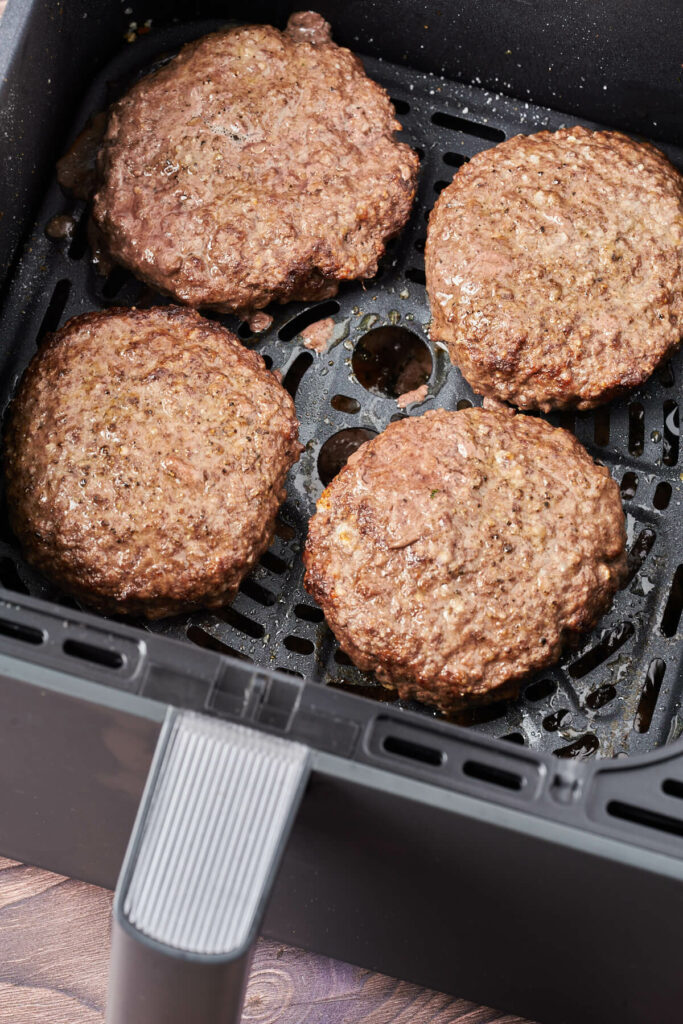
[425,127,683,411]
[303,405,627,712]
[4,305,301,618]
[92,12,419,316]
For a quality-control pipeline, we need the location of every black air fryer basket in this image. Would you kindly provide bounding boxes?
[0,3,681,1023]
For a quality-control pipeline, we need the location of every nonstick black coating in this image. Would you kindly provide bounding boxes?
[0,19,681,760]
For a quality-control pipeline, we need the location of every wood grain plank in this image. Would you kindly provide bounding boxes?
[0,859,65,911]
[245,941,531,1024]
[0,861,533,1024]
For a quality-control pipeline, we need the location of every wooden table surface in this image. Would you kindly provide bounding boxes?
[0,857,533,1024]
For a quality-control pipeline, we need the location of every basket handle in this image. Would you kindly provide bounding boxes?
[106,708,310,1024]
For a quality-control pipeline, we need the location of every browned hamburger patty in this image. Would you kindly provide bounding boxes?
[92,12,419,317]
[303,405,627,712]
[4,306,301,618]
[425,127,683,411]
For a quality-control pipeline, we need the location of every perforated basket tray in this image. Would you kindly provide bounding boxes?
[0,18,681,765]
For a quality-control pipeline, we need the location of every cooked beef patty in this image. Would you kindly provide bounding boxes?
[4,306,301,618]
[304,404,627,711]
[92,12,419,317]
[426,127,683,411]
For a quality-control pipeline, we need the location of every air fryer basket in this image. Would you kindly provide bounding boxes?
[0,18,680,761]
[2,7,683,1023]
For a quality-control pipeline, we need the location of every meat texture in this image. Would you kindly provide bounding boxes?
[426,127,683,410]
[4,306,301,618]
[304,405,627,711]
[93,12,419,316]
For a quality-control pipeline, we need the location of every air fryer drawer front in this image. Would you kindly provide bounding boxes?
[3,644,683,1024]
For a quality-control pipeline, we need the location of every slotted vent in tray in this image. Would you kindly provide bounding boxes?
[0,21,680,760]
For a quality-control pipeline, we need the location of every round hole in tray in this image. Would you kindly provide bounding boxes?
[352,326,432,399]
[317,428,378,486]
[331,394,361,414]
[653,481,672,511]
[585,683,617,711]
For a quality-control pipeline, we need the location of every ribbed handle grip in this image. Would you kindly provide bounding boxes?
[106,709,310,1024]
